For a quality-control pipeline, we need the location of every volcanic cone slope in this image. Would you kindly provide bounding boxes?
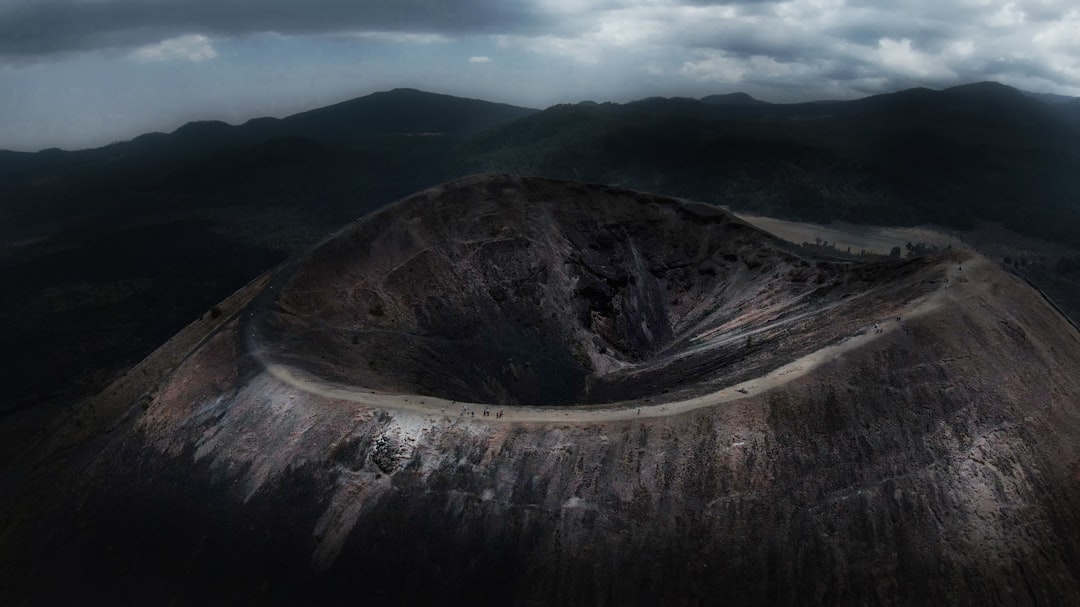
[4,175,1080,606]
[258,175,935,406]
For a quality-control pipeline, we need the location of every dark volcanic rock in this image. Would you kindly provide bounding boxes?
[2,175,1080,606]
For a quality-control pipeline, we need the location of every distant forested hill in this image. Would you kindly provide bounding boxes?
[465,82,1080,245]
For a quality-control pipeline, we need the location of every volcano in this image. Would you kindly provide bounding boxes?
[3,175,1079,605]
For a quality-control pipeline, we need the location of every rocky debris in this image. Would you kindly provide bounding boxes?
[369,435,400,475]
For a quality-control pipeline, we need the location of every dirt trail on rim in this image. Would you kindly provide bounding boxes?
[260,256,985,424]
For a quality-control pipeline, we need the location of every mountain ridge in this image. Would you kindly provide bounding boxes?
[701,91,768,105]
[7,81,1075,155]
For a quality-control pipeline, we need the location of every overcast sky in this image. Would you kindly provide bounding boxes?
[2,0,1078,151]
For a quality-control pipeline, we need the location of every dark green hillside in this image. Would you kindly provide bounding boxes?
[701,92,768,105]
[257,87,537,141]
[465,82,1080,242]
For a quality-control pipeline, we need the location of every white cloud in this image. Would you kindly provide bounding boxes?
[130,34,217,63]
[680,50,805,83]
[350,31,451,44]
[948,39,976,58]
[468,55,493,63]
[1030,8,1080,80]
[874,37,955,79]
[1032,8,1080,52]
[497,34,603,64]
[495,4,685,65]
[37,0,1080,100]
[679,51,748,82]
[989,2,1027,27]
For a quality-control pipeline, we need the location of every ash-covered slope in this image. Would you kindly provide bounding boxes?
[3,176,1080,606]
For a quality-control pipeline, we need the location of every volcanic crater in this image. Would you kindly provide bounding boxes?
[6,174,1080,606]
[256,175,937,407]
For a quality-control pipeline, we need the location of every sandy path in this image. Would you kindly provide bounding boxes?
[258,256,985,424]
[733,213,967,257]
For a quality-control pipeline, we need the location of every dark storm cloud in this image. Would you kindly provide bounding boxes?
[975,55,1068,85]
[668,2,895,61]
[680,0,777,5]
[825,21,954,51]
[2,0,1079,131]
[667,0,1078,98]
[0,0,547,57]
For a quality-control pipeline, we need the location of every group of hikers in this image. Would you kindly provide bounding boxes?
[872,316,903,335]
[870,262,962,335]
[455,403,504,419]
